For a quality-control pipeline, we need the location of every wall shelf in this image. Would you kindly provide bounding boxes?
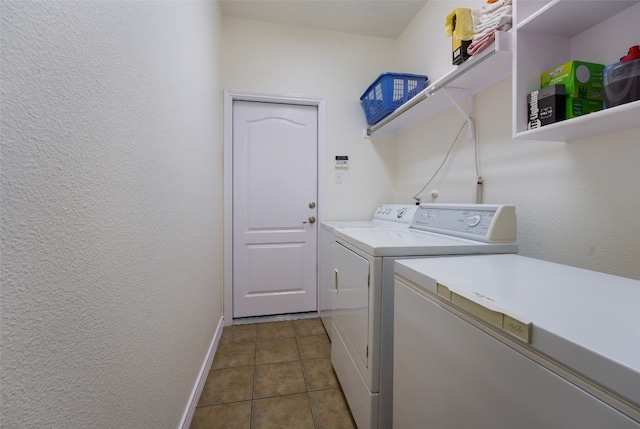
[514,100,640,142]
[366,31,512,139]
[365,1,640,142]
[512,0,640,142]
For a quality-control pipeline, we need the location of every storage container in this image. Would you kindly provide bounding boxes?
[360,73,428,125]
[604,46,640,108]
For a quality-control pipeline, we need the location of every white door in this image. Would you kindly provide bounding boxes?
[232,100,318,318]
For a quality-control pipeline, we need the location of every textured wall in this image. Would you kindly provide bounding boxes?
[395,79,640,279]
[1,1,223,428]
[393,1,640,279]
[222,17,398,221]
[220,2,640,280]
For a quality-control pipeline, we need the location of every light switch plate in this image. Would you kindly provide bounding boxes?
[335,155,348,168]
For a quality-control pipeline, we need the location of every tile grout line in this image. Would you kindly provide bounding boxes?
[250,333,257,428]
[191,319,351,429]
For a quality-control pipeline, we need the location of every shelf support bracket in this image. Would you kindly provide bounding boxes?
[442,88,474,140]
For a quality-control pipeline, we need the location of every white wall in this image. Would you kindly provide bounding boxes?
[0,1,224,428]
[221,5,640,279]
[394,0,479,81]
[392,1,640,279]
[221,18,398,220]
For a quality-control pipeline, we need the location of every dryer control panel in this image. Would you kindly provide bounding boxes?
[412,204,517,244]
[373,204,418,224]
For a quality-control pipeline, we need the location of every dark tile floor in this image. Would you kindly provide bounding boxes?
[190,318,356,429]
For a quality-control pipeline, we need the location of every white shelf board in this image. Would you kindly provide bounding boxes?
[516,0,639,37]
[366,31,512,139]
[513,99,640,142]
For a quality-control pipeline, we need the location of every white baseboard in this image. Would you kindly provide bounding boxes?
[179,315,224,429]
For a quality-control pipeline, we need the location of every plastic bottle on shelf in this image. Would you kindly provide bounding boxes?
[603,45,640,108]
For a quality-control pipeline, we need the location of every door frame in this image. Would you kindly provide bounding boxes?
[223,90,326,326]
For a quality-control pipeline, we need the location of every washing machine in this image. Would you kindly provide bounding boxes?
[319,204,418,339]
[393,254,640,428]
[330,203,518,429]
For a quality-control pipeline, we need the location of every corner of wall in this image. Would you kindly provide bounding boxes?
[178,315,225,429]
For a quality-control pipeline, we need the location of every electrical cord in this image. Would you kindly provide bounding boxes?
[412,120,469,203]
[472,119,479,177]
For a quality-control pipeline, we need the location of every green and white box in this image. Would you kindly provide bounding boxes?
[566,98,603,119]
[541,61,605,101]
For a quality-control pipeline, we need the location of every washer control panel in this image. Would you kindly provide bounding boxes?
[373,204,418,224]
[412,204,517,243]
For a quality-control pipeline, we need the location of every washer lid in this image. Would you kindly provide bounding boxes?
[320,204,418,232]
[395,254,640,409]
[335,228,517,257]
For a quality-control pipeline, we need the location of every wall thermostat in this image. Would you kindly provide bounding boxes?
[335,156,349,168]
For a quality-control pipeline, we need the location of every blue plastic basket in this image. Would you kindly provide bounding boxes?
[360,72,428,125]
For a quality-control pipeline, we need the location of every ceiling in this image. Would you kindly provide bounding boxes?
[219,0,429,39]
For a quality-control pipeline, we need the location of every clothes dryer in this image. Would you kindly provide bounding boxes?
[319,204,417,338]
[330,204,518,429]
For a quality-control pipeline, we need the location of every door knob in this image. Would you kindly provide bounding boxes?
[309,202,316,209]
[303,216,316,224]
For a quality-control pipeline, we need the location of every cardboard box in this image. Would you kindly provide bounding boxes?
[451,15,471,65]
[527,84,565,129]
[566,97,603,119]
[541,61,605,101]
[453,37,471,65]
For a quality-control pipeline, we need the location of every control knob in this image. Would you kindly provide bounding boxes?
[466,215,481,227]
